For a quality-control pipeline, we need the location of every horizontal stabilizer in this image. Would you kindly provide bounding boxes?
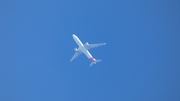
[90,59,101,67]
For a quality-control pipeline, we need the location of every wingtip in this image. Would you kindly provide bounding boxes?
[70,59,73,62]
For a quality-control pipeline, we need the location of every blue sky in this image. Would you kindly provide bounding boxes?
[0,0,180,101]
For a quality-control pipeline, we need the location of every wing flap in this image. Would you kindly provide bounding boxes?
[84,43,106,50]
[70,50,82,62]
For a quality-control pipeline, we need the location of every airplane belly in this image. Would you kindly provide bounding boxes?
[73,35,83,46]
[75,39,83,46]
[83,50,93,58]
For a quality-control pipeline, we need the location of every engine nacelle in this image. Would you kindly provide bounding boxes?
[85,42,89,45]
[74,48,78,51]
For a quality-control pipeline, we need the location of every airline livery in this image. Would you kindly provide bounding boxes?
[70,34,106,66]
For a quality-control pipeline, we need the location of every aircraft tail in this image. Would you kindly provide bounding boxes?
[90,59,101,67]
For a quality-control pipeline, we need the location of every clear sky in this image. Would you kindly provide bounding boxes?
[0,0,180,101]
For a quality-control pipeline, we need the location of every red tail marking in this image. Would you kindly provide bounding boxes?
[90,58,95,62]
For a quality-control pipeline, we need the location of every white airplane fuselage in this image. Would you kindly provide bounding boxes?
[72,34,95,62]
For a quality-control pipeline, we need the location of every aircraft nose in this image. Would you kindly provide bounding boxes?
[73,34,77,38]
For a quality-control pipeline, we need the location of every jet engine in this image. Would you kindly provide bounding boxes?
[74,48,78,51]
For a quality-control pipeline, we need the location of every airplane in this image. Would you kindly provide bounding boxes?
[70,34,106,66]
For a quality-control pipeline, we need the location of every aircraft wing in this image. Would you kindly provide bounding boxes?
[84,43,106,50]
[70,50,82,62]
